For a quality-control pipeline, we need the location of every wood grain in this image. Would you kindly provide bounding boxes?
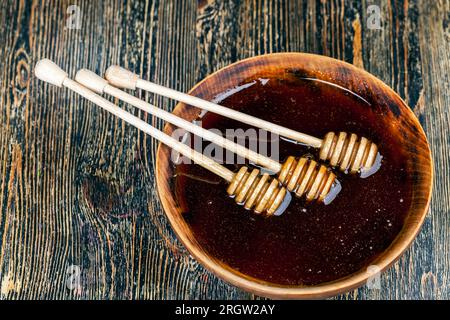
[0,0,448,299]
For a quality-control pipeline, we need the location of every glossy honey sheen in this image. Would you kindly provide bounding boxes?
[174,74,412,286]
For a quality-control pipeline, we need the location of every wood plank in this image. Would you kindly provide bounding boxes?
[0,0,448,299]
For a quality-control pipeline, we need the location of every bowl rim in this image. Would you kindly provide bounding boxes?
[155,52,433,299]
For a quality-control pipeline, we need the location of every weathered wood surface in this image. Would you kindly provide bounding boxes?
[0,0,448,299]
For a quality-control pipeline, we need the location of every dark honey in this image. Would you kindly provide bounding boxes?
[173,75,411,286]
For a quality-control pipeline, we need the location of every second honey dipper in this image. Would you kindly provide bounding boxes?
[105,65,379,175]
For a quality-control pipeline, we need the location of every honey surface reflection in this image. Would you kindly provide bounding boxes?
[174,76,411,286]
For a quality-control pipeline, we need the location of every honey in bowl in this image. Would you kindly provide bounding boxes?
[173,72,412,286]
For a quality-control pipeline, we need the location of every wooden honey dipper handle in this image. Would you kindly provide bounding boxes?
[35,59,287,216]
[105,65,324,148]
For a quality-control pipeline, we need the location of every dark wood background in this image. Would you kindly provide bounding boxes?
[0,0,448,299]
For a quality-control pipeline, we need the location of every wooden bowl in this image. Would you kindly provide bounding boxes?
[155,53,432,299]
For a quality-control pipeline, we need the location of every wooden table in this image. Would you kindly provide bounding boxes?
[0,0,448,300]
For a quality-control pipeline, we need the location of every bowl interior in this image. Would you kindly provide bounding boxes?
[155,53,432,298]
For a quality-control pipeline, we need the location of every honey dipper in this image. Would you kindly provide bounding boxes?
[75,69,338,203]
[105,66,379,175]
[34,59,288,216]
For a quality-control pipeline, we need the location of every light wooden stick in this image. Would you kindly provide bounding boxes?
[76,69,338,203]
[105,65,379,174]
[34,59,288,216]
[105,65,322,148]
